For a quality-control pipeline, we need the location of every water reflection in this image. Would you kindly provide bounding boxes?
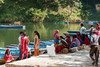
[0,23,80,47]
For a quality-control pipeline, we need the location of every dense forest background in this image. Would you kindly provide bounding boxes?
[0,0,100,23]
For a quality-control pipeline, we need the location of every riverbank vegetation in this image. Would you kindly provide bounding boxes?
[0,0,100,23]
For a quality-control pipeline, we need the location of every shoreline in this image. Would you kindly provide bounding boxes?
[5,46,100,67]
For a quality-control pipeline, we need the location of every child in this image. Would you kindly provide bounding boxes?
[4,48,14,63]
[54,30,59,47]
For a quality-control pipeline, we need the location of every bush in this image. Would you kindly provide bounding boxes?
[26,8,47,23]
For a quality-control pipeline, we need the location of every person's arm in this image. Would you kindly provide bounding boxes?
[34,37,37,48]
[21,37,23,46]
[27,38,30,45]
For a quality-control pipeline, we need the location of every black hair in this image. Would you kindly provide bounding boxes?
[73,35,77,38]
[34,31,40,39]
[85,35,88,37]
[20,32,24,34]
[23,32,26,36]
[5,51,8,54]
[60,36,64,39]
[5,50,10,55]
[81,24,84,26]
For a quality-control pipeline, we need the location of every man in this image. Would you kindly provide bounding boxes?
[80,24,86,42]
[90,28,99,66]
[89,25,94,36]
[18,32,24,60]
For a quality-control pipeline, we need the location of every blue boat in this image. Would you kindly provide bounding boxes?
[63,33,89,36]
[67,31,89,33]
[0,42,53,59]
[0,25,25,30]
[63,33,77,36]
[83,21,98,25]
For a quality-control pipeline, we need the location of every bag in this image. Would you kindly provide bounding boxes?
[47,44,56,57]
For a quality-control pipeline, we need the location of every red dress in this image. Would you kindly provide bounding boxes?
[56,39,70,53]
[84,37,90,45]
[21,37,28,60]
[77,36,83,46]
[4,54,14,63]
[66,38,71,45]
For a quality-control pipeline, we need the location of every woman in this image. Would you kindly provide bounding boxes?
[71,35,80,48]
[77,33,83,46]
[54,30,59,47]
[21,33,30,60]
[84,35,90,45]
[56,36,70,53]
[96,23,100,36]
[66,34,71,45]
[34,31,40,56]
[4,48,14,63]
[96,23,100,30]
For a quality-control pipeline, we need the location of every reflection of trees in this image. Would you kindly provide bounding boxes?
[0,23,81,46]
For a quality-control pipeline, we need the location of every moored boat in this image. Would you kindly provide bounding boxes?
[67,30,89,33]
[0,25,25,30]
[63,33,89,36]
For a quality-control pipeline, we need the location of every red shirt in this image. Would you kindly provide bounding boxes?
[66,38,71,44]
[84,37,90,45]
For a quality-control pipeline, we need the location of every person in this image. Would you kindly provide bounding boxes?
[84,35,90,45]
[55,36,70,53]
[21,33,30,60]
[96,23,100,30]
[77,33,83,46]
[96,23,100,36]
[4,48,14,63]
[80,24,86,42]
[18,32,24,60]
[54,30,59,47]
[71,35,80,48]
[90,28,99,66]
[65,34,71,45]
[89,25,94,36]
[34,31,40,56]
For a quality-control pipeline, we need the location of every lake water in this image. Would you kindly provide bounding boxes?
[0,23,87,47]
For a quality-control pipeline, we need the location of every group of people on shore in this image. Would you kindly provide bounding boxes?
[54,23,100,66]
[3,23,100,66]
[3,31,40,63]
[54,24,89,53]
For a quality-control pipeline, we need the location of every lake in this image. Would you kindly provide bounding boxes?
[0,23,88,47]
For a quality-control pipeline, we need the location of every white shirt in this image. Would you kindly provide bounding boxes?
[80,26,86,34]
[18,35,23,46]
[88,27,94,31]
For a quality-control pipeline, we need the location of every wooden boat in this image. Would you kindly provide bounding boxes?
[0,25,25,30]
[67,30,89,33]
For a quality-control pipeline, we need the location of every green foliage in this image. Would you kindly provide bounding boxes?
[0,0,100,23]
[26,8,47,22]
